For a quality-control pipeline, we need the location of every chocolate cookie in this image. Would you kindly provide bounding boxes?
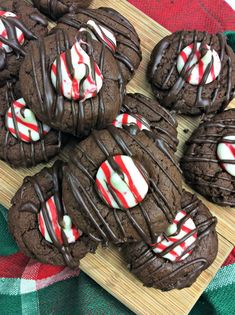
[56,7,142,82]
[121,190,218,291]
[115,93,178,153]
[0,81,65,168]
[0,0,48,86]
[19,27,124,136]
[181,109,235,206]
[32,0,93,21]
[62,126,182,245]
[8,161,97,268]
[147,31,235,115]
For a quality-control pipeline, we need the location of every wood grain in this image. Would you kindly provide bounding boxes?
[0,0,234,314]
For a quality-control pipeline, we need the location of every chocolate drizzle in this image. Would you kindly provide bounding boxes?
[121,93,179,152]
[2,82,61,167]
[29,13,48,27]
[30,28,123,136]
[58,7,142,78]
[33,0,70,20]
[65,126,182,245]
[127,194,217,290]
[182,112,235,205]
[149,31,234,114]
[0,12,37,70]
[20,161,78,269]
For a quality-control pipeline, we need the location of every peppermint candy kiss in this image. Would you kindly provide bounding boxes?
[177,42,221,85]
[0,11,24,53]
[152,210,197,262]
[96,155,149,209]
[51,35,103,101]
[217,135,235,176]
[6,98,50,143]
[80,20,117,53]
[38,196,82,244]
[113,113,151,131]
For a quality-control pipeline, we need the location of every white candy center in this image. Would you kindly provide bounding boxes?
[217,135,235,176]
[152,210,197,262]
[95,155,149,209]
[51,36,103,101]
[0,11,25,53]
[177,42,221,85]
[38,196,82,244]
[6,98,50,143]
[113,113,151,131]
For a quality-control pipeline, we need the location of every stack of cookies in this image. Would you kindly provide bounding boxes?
[1,0,234,292]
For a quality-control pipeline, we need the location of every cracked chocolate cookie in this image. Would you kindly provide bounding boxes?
[19,27,124,137]
[0,0,48,86]
[8,161,97,268]
[115,93,178,153]
[0,81,65,168]
[62,125,182,245]
[147,31,235,115]
[121,190,218,291]
[32,0,93,21]
[55,7,142,82]
[181,109,235,206]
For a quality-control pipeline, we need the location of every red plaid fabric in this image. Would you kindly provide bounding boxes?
[129,0,235,33]
[0,252,79,294]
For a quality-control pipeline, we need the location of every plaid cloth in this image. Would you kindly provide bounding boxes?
[1,1,235,314]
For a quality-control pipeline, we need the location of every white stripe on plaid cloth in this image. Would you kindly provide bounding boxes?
[206,263,235,291]
[0,259,80,295]
[225,0,235,10]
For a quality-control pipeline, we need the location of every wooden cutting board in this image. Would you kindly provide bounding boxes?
[1,0,235,314]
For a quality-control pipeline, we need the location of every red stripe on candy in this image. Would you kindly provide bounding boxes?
[72,228,80,240]
[101,161,129,208]
[181,225,192,234]
[180,50,188,63]
[225,142,235,159]
[96,178,113,207]
[18,33,24,45]
[136,119,142,129]
[7,112,39,133]
[122,113,129,125]
[8,127,31,142]
[154,242,167,251]
[47,197,63,244]
[51,63,57,77]
[94,63,102,78]
[196,50,204,83]
[13,100,25,109]
[115,155,144,203]
[0,29,7,48]
[38,212,45,237]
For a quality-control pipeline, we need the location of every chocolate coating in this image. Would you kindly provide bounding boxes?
[19,28,124,137]
[32,0,93,20]
[121,190,218,291]
[55,7,142,82]
[8,161,97,268]
[0,0,48,85]
[148,31,235,115]
[181,109,235,206]
[62,126,182,245]
[0,81,65,168]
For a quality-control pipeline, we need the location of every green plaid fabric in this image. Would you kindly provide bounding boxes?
[0,203,235,315]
